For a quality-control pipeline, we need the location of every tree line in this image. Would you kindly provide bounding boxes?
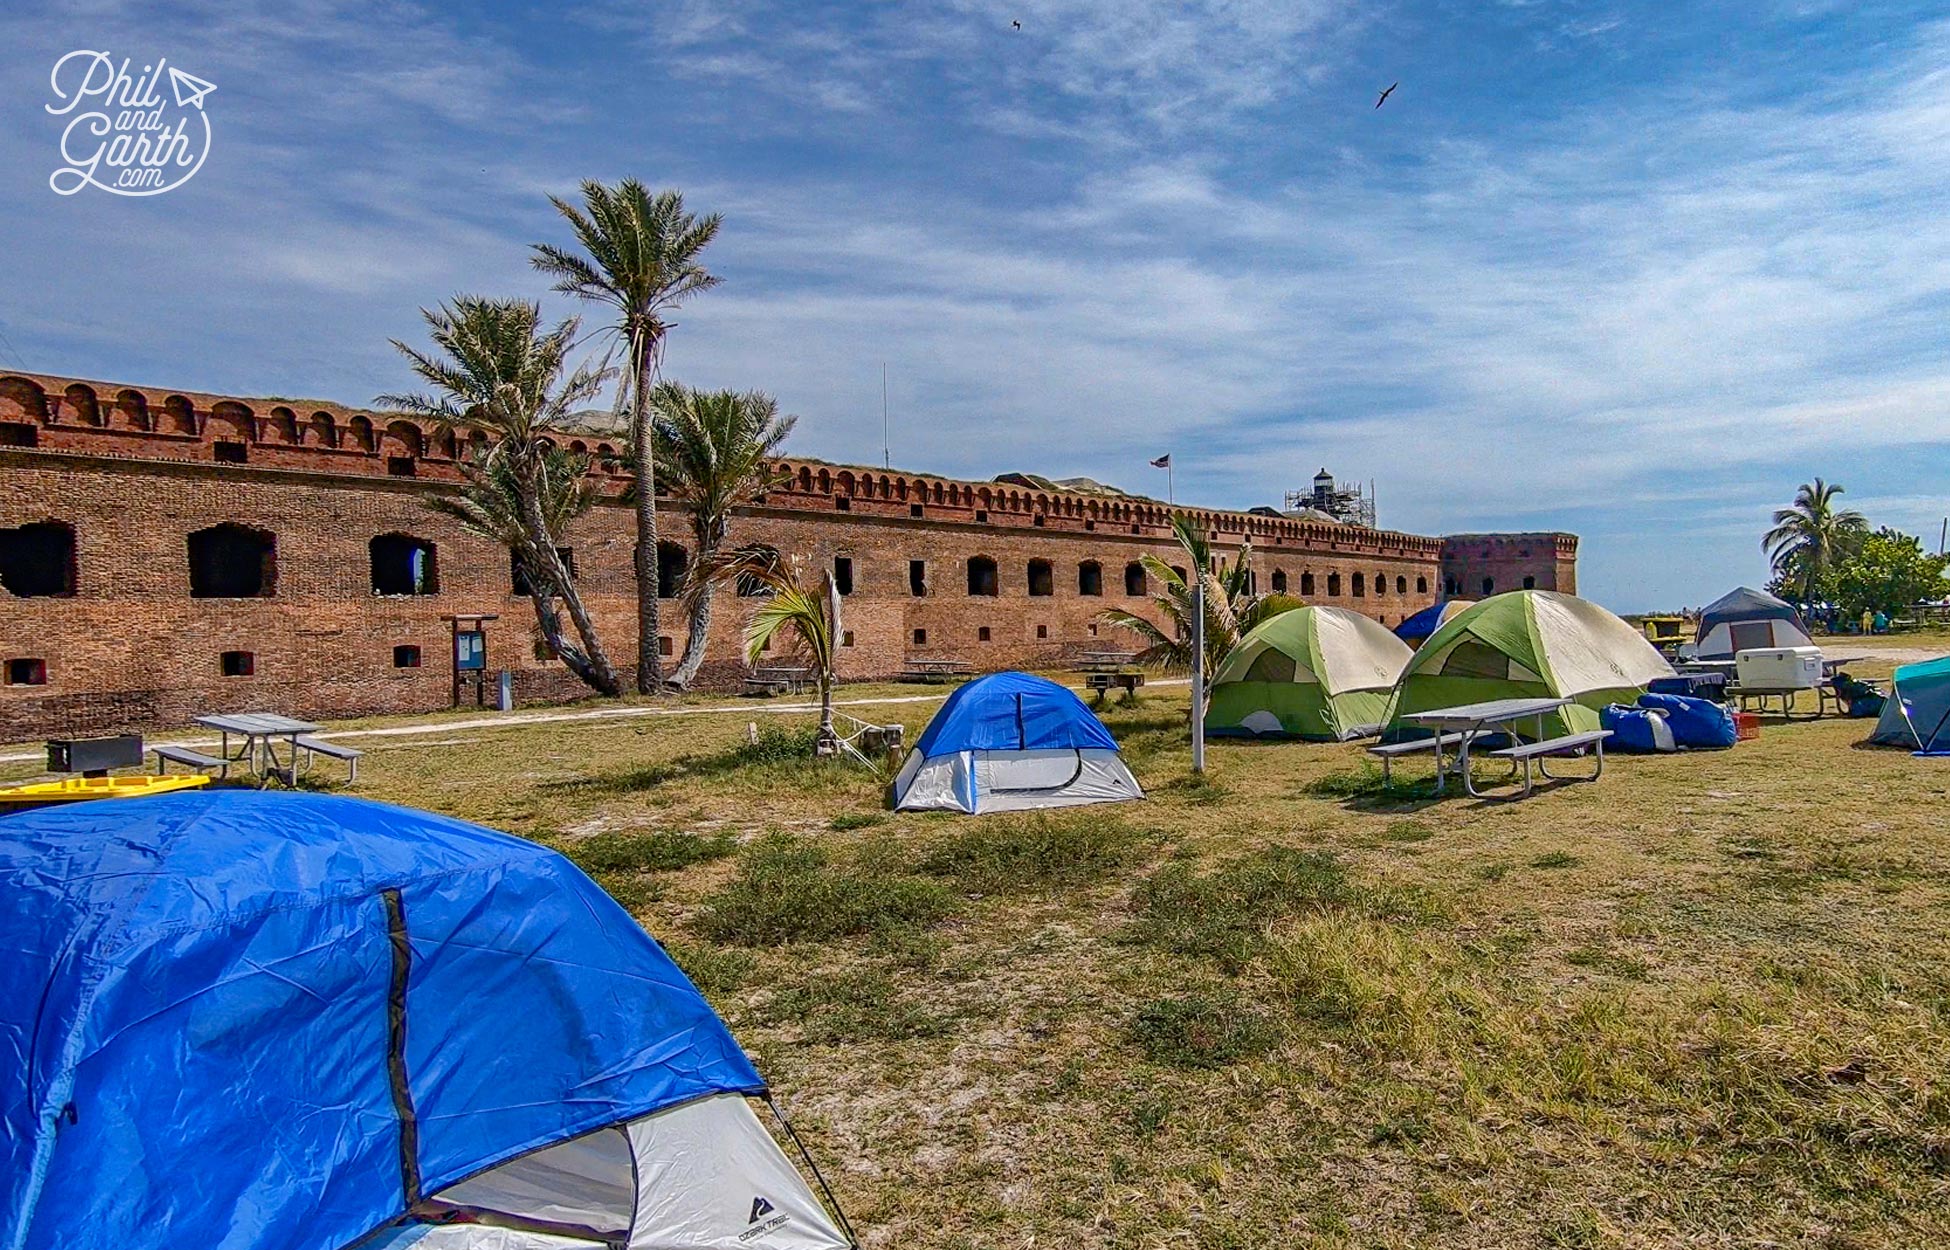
[1762,478,1949,618]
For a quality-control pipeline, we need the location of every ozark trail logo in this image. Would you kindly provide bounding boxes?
[739,1194,791,1242]
[45,51,215,196]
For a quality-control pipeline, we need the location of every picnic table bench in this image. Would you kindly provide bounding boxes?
[294,735,362,782]
[900,658,973,684]
[152,743,231,779]
[1383,696,1611,800]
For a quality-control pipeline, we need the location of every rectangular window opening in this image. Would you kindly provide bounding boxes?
[220,650,255,677]
[833,556,854,595]
[908,559,927,597]
[213,441,248,464]
[393,645,422,669]
[912,628,927,645]
[909,504,924,518]
[0,422,37,447]
[1036,624,1048,639]
[5,657,47,686]
[387,456,417,477]
[834,496,851,511]
[977,626,991,642]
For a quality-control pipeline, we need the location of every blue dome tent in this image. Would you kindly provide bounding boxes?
[892,671,1143,813]
[1394,599,1474,647]
[0,790,853,1250]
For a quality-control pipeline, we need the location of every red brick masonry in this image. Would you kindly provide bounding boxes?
[0,372,1576,739]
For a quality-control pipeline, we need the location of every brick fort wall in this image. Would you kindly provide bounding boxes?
[0,372,1577,740]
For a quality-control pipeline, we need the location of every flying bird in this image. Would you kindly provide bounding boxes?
[1012,19,1021,29]
[1375,81,1398,109]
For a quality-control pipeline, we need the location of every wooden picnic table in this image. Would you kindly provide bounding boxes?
[193,712,321,785]
[1396,696,1608,799]
[744,665,812,695]
[1074,650,1138,673]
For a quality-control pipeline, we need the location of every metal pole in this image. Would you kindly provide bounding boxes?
[882,363,890,470]
[1191,576,1205,774]
[1167,462,1174,506]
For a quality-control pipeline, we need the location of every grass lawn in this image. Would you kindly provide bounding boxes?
[6,658,1950,1247]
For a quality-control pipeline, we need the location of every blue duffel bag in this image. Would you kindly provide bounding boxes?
[1637,692,1738,748]
[1602,704,1675,753]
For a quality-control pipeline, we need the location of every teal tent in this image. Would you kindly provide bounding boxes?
[1867,656,1950,753]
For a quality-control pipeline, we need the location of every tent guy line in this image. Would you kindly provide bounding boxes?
[0,680,1191,766]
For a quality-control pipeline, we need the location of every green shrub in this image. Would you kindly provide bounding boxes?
[1531,851,1581,870]
[756,967,955,1043]
[664,940,758,998]
[1127,992,1281,1069]
[915,812,1152,894]
[829,811,888,832]
[693,834,957,945]
[561,829,737,874]
[1126,847,1439,970]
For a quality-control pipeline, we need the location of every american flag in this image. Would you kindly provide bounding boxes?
[1149,454,1171,468]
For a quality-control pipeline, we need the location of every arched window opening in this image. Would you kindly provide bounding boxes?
[0,521,77,597]
[114,389,150,431]
[1396,575,1407,595]
[1417,576,1428,594]
[1301,571,1316,596]
[1078,561,1103,596]
[1271,569,1287,593]
[1027,559,1053,597]
[308,412,338,447]
[64,385,102,427]
[511,548,576,596]
[164,395,197,434]
[187,524,276,598]
[1352,573,1365,598]
[967,556,998,597]
[1327,572,1342,597]
[1523,575,1536,590]
[657,542,689,598]
[369,533,439,596]
[1482,577,1495,596]
[1124,562,1146,596]
[270,407,299,444]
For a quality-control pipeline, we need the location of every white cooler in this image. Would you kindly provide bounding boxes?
[1735,646,1823,690]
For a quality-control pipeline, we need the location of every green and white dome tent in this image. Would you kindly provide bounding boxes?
[1383,590,1675,740]
[1205,606,1414,741]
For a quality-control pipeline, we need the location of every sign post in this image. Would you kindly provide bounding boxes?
[442,614,499,708]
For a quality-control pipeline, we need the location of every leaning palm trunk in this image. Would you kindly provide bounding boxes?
[518,464,620,696]
[672,568,716,688]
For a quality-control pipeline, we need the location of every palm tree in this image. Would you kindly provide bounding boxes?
[1096,516,1294,677]
[1763,478,1868,602]
[427,446,605,680]
[714,546,841,754]
[649,383,797,688]
[532,180,723,693]
[381,296,623,696]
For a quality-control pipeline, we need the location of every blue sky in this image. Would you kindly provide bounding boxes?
[3,1,1947,610]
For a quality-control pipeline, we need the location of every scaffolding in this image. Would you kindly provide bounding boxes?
[1284,468,1376,528]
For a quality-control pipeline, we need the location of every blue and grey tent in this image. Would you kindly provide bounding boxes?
[1689,586,1812,660]
[1868,656,1950,754]
[0,790,853,1250]
[1394,600,1474,648]
[892,671,1143,813]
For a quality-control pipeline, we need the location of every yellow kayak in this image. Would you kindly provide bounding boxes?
[0,774,211,810]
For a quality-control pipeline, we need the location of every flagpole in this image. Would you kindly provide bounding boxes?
[1167,462,1174,506]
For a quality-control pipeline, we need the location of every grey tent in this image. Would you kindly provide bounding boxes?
[1690,586,1813,660]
